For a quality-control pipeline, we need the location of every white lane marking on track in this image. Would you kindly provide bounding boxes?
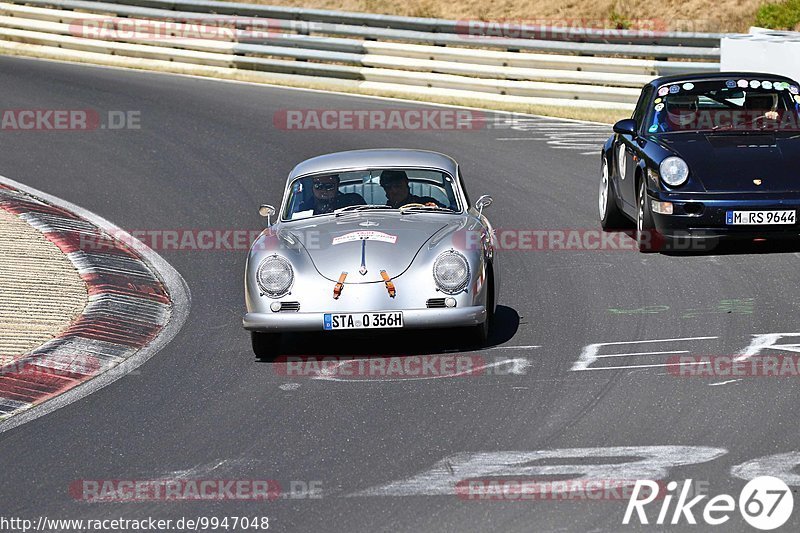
[709,379,741,386]
[311,357,531,382]
[0,174,191,435]
[571,336,718,371]
[597,350,689,359]
[348,446,727,497]
[493,118,609,154]
[486,345,540,350]
[576,362,709,371]
[735,332,800,362]
[549,144,606,150]
[279,383,301,391]
[732,452,800,485]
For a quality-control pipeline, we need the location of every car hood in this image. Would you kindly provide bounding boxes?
[660,132,800,192]
[281,212,455,283]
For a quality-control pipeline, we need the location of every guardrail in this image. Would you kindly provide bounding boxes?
[0,0,722,110]
[85,0,726,48]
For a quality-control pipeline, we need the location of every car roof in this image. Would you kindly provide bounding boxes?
[649,71,799,88]
[287,149,459,180]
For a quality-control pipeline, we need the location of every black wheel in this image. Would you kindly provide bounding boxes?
[467,277,494,347]
[636,179,658,252]
[599,156,629,230]
[251,331,281,360]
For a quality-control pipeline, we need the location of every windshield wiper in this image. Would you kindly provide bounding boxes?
[712,114,775,132]
[399,205,454,214]
[334,204,394,216]
[712,122,742,132]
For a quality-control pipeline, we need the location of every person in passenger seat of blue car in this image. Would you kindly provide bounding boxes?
[300,174,365,215]
[380,170,444,208]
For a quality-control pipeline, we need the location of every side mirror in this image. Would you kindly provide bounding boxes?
[475,195,493,216]
[613,119,638,136]
[259,204,276,225]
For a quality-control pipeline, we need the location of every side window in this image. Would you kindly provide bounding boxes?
[632,85,654,131]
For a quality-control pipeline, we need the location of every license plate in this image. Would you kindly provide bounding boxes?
[323,312,403,330]
[725,210,796,225]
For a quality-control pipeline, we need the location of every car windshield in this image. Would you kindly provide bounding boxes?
[281,168,461,220]
[644,78,800,133]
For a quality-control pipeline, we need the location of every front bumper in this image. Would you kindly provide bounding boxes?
[649,193,800,240]
[243,305,486,332]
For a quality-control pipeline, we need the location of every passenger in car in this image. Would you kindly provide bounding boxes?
[300,174,366,214]
[380,170,445,208]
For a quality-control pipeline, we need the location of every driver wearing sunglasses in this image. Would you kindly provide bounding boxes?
[300,174,365,215]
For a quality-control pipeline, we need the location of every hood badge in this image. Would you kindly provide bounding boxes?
[359,239,368,276]
[753,179,763,186]
[359,220,379,227]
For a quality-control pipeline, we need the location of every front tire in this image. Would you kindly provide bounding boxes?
[467,277,494,347]
[599,157,628,230]
[636,179,658,252]
[251,331,281,360]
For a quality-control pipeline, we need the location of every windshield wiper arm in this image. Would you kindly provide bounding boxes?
[712,114,774,132]
[400,205,454,213]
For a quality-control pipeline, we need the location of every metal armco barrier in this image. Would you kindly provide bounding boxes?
[0,0,723,110]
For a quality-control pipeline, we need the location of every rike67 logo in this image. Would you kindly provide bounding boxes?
[624,476,793,530]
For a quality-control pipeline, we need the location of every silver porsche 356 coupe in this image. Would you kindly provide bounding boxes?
[243,149,499,358]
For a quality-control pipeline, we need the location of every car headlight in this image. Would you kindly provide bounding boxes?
[659,157,689,187]
[433,250,470,294]
[256,255,293,298]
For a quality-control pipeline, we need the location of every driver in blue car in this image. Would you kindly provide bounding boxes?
[300,174,365,215]
[380,170,444,208]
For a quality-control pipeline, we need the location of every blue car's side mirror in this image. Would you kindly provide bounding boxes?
[613,119,638,136]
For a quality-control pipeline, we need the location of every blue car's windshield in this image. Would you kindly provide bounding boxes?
[645,78,800,133]
[281,168,461,221]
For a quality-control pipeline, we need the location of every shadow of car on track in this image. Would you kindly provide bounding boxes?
[253,305,520,361]
[659,237,800,257]
[603,230,800,256]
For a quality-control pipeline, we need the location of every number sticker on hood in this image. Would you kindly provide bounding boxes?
[333,231,398,245]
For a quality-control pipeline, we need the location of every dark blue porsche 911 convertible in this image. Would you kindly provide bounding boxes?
[599,72,800,251]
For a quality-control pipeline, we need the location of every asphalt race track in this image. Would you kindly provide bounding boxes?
[2,55,800,532]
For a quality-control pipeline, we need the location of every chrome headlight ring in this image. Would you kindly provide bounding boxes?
[256,255,294,298]
[433,250,470,294]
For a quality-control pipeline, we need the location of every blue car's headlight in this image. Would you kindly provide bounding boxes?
[433,250,470,294]
[256,255,293,298]
[660,157,689,187]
